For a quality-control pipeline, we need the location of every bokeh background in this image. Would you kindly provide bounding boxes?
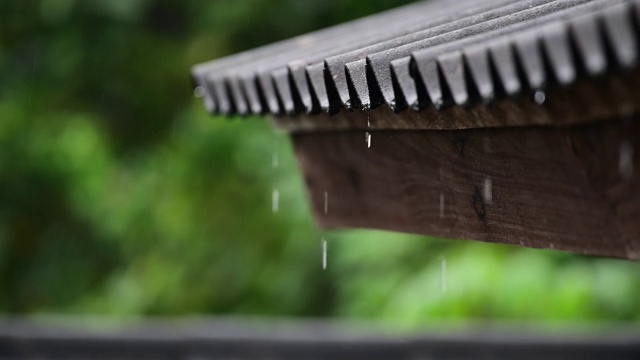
[1,0,639,326]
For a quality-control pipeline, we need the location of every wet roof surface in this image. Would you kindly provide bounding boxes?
[192,0,640,117]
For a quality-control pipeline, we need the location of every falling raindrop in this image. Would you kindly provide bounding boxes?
[324,191,329,214]
[440,256,447,293]
[272,189,280,213]
[534,90,546,105]
[193,86,205,98]
[483,178,493,204]
[619,141,634,180]
[322,238,328,270]
[365,116,372,149]
[439,192,445,219]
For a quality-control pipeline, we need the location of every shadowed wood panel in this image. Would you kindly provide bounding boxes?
[293,118,640,259]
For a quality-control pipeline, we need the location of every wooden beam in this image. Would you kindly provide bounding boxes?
[292,117,640,259]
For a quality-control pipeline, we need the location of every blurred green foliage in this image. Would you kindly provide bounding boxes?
[1,0,639,324]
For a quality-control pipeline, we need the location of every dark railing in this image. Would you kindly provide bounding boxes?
[1,318,639,359]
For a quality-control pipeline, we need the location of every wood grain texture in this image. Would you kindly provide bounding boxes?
[274,69,640,133]
[293,118,640,259]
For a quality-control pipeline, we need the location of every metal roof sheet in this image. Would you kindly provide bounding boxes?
[192,0,640,117]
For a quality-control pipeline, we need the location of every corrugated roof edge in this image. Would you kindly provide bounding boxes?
[192,0,640,118]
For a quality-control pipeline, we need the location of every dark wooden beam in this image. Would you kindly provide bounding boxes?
[293,117,640,259]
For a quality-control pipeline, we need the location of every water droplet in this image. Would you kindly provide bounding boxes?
[534,90,546,105]
[344,100,352,108]
[433,98,444,110]
[439,192,445,219]
[366,132,372,148]
[549,243,555,249]
[483,178,493,204]
[619,141,634,180]
[440,256,447,293]
[272,189,279,213]
[324,191,329,214]
[193,86,205,98]
[322,238,328,270]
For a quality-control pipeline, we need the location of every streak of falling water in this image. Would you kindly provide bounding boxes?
[366,116,372,149]
[534,90,546,105]
[272,189,279,213]
[619,141,634,180]
[324,191,329,214]
[483,178,493,204]
[322,238,328,270]
[440,256,447,293]
[439,192,445,219]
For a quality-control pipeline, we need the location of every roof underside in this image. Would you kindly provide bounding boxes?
[192,0,640,117]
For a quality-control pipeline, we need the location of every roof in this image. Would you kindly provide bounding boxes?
[191,0,640,117]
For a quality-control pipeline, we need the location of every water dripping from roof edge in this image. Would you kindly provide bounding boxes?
[322,238,328,270]
[534,90,546,105]
[366,112,372,149]
[193,86,205,98]
[483,178,493,205]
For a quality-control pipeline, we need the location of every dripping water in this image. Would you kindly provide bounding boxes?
[439,192,445,219]
[322,238,328,270]
[365,111,372,149]
[534,90,546,105]
[483,178,493,204]
[193,86,205,98]
[272,131,280,213]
